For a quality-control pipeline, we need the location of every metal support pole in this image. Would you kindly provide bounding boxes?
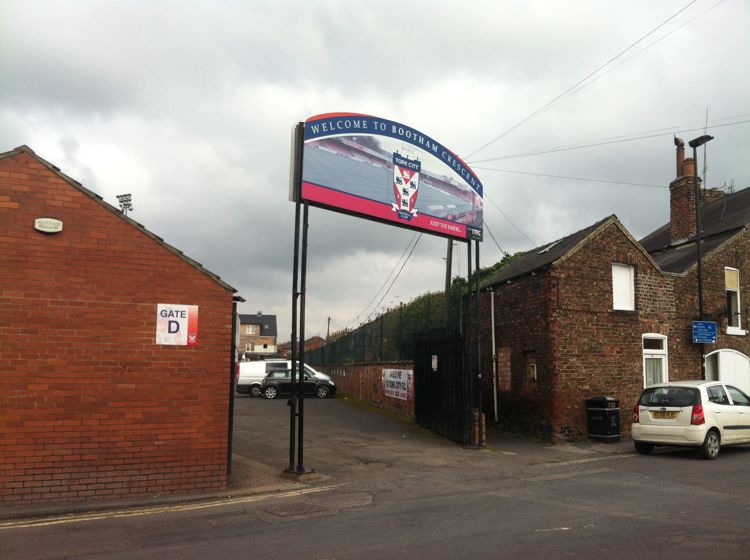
[297,201,310,473]
[466,241,473,411]
[693,144,706,380]
[287,123,304,473]
[227,298,239,475]
[444,239,453,325]
[490,289,498,423]
[475,239,483,446]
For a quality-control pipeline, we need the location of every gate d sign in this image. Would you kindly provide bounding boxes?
[156,304,199,346]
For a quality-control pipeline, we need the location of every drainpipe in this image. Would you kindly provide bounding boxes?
[490,288,498,423]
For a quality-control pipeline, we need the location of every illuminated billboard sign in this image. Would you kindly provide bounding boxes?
[299,113,483,241]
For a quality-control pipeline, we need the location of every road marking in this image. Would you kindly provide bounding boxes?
[0,484,346,531]
[539,454,635,467]
[523,467,612,482]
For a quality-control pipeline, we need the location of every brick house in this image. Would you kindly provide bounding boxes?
[278,335,326,358]
[0,145,237,506]
[480,143,750,441]
[238,312,277,358]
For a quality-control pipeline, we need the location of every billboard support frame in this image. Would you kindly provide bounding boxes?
[285,116,486,473]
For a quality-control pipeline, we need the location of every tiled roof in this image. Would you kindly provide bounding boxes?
[640,187,750,273]
[239,314,278,337]
[482,215,616,289]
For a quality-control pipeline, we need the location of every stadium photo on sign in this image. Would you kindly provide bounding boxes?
[299,113,483,241]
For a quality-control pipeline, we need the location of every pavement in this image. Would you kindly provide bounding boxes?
[0,395,634,521]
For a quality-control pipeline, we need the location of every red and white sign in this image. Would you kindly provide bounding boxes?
[156,304,199,346]
[382,368,413,401]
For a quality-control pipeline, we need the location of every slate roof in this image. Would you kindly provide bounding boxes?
[640,187,750,273]
[239,314,278,337]
[481,215,617,289]
[0,145,237,293]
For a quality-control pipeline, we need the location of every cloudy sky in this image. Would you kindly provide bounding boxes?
[2,0,749,341]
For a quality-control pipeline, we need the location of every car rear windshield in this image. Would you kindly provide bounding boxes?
[639,386,700,407]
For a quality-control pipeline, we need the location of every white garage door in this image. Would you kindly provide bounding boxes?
[706,349,750,394]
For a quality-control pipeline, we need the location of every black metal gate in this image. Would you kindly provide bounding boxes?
[414,328,471,444]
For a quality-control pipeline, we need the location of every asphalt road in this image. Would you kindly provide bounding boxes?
[3,394,750,559]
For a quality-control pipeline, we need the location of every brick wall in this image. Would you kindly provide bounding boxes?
[480,221,677,441]
[550,223,675,441]
[481,219,750,442]
[479,270,556,437]
[315,362,415,418]
[0,149,235,506]
[671,231,750,373]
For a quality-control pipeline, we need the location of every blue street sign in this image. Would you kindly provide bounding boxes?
[692,321,717,344]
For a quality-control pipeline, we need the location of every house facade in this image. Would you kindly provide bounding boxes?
[480,144,750,441]
[0,146,237,506]
[238,312,278,358]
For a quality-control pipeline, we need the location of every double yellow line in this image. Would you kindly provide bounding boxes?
[0,484,344,530]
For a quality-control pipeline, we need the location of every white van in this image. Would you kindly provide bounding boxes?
[235,359,331,397]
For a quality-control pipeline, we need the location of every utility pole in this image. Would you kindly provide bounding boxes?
[326,316,331,342]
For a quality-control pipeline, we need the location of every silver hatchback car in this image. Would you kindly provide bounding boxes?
[631,380,750,459]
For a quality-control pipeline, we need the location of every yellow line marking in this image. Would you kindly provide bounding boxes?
[0,484,345,530]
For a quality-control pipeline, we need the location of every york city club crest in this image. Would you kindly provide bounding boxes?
[391,153,420,221]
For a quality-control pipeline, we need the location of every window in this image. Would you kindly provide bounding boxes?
[706,385,729,405]
[612,264,635,310]
[727,385,750,406]
[642,334,668,387]
[725,267,743,334]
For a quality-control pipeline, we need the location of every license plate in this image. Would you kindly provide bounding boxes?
[652,411,678,420]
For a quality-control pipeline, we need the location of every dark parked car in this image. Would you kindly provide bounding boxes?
[261,369,336,399]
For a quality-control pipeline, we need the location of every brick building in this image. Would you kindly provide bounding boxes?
[0,146,237,506]
[480,143,750,441]
[238,312,277,359]
[278,335,326,358]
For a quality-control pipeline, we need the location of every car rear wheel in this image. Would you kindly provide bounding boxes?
[250,385,261,398]
[634,441,654,455]
[263,386,279,400]
[700,429,720,460]
[315,385,330,399]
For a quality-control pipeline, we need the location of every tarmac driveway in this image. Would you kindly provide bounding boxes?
[229,393,634,492]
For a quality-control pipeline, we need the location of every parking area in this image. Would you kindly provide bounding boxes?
[229,392,635,492]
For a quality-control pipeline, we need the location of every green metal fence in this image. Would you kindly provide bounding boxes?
[307,289,465,365]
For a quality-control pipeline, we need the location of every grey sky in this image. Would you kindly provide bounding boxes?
[2,0,748,340]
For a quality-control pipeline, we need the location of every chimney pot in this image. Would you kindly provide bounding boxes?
[682,157,695,177]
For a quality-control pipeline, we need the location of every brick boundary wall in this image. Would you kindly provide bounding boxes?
[314,361,415,418]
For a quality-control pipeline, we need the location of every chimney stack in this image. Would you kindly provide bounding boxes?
[669,138,700,244]
[675,136,684,177]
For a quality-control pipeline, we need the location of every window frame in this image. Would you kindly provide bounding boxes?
[612,263,635,311]
[725,267,745,335]
[642,333,668,387]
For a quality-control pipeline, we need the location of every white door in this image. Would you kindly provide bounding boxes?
[709,350,750,395]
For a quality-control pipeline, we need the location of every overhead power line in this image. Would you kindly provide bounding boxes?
[483,220,508,257]
[465,0,700,160]
[351,232,419,326]
[364,233,423,323]
[473,167,666,189]
[565,0,729,101]
[469,119,750,164]
[485,194,536,247]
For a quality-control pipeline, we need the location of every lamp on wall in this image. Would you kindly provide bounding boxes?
[688,134,714,380]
